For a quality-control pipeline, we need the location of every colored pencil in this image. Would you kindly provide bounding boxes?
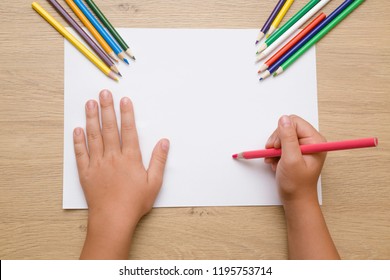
[256,0,331,60]
[32,2,118,81]
[274,0,363,77]
[64,0,118,62]
[257,0,320,53]
[47,0,121,76]
[266,0,295,38]
[255,0,286,44]
[85,0,135,60]
[259,0,354,81]
[232,137,378,159]
[73,0,129,65]
[258,13,326,73]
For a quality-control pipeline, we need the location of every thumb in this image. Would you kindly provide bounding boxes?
[147,138,170,189]
[278,115,302,163]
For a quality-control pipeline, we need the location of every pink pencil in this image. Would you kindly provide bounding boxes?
[232,138,378,159]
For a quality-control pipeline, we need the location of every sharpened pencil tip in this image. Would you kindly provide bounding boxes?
[118,72,122,77]
[124,58,130,65]
[255,40,259,45]
[132,56,136,61]
[259,78,263,81]
[108,72,119,81]
[232,154,238,159]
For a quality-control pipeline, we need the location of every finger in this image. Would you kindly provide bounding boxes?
[85,99,103,160]
[278,115,302,164]
[99,89,121,155]
[265,129,278,148]
[264,157,279,167]
[265,123,281,163]
[289,115,327,164]
[147,139,170,189]
[120,97,142,162]
[73,127,89,173]
[271,162,278,172]
[289,115,326,145]
[274,137,281,149]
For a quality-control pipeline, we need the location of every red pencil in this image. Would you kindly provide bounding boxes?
[232,138,378,160]
[257,13,326,73]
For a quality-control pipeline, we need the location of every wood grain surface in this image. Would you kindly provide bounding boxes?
[0,0,389,259]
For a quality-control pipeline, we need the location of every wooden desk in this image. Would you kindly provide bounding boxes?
[0,0,389,259]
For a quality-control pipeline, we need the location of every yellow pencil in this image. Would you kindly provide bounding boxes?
[32,2,118,81]
[64,0,118,62]
[266,0,295,38]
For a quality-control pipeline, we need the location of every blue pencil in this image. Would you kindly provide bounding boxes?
[73,0,129,64]
[259,0,354,80]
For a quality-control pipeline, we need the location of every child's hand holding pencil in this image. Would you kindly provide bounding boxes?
[262,115,327,204]
[263,115,340,259]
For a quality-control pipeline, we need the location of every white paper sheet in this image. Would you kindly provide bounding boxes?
[63,28,320,209]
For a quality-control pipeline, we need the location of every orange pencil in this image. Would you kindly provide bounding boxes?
[64,0,118,62]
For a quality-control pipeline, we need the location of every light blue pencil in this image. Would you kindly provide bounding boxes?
[73,0,129,64]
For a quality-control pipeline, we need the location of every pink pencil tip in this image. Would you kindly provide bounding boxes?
[232,154,238,159]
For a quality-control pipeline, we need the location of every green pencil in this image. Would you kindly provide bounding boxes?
[85,0,135,60]
[274,0,365,76]
[257,0,319,53]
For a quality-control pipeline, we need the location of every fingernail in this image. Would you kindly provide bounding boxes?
[74,127,81,136]
[161,139,170,152]
[86,100,96,110]
[280,115,291,127]
[100,90,111,99]
[121,97,130,105]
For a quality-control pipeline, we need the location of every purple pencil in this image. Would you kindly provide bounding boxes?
[47,0,121,76]
[255,0,286,44]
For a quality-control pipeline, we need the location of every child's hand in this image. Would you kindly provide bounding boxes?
[73,89,170,259]
[264,115,326,206]
[265,116,339,259]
